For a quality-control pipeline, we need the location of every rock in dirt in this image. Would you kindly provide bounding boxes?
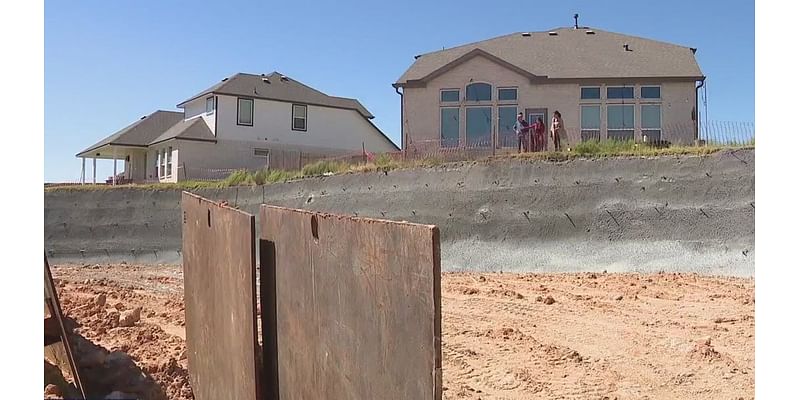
[612,294,624,301]
[113,302,125,311]
[107,310,120,327]
[544,296,555,305]
[44,383,61,397]
[94,293,107,306]
[119,307,142,327]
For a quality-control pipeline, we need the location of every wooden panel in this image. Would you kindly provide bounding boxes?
[260,205,442,400]
[182,192,259,400]
[44,255,85,398]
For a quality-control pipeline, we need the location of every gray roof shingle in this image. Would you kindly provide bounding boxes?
[178,72,375,118]
[148,117,216,146]
[76,110,184,156]
[396,27,703,84]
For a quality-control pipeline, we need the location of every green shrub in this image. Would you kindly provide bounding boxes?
[573,139,637,155]
[266,169,299,183]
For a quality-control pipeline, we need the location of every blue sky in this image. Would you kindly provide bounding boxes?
[44,0,754,182]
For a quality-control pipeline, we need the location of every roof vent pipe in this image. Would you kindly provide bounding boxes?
[521,32,531,37]
[548,31,558,36]
[623,43,631,51]
[574,13,579,29]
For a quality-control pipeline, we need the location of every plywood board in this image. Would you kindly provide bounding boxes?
[260,205,442,400]
[182,192,259,400]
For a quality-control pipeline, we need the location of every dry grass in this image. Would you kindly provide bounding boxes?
[45,143,750,192]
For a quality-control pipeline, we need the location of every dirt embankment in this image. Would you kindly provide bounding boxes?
[51,264,754,400]
[45,150,754,276]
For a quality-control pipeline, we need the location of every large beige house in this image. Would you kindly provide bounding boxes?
[77,72,398,183]
[393,27,705,151]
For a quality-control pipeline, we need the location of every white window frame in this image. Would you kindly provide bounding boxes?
[292,104,307,132]
[464,82,493,102]
[606,86,635,101]
[440,89,460,103]
[580,86,602,101]
[205,96,215,114]
[640,85,662,100]
[166,146,173,177]
[640,104,663,142]
[439,107,460,147]
[607,104,636,140]
[497,87,518,102]
[580,105,601,141]
[237,97,254,126]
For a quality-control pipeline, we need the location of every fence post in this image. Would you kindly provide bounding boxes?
[182,162,187,180]
[299,151,303,170]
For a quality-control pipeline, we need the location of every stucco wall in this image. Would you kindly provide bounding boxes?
[402,54,697,149]
[215,95,395,152]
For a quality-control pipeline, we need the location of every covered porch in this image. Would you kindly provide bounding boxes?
[75,144,149,185]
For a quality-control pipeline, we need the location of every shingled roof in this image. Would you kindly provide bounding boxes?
[396,27,703,85]
[76,110,184,156]
[178,72,375,119]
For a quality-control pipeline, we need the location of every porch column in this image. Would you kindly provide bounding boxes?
[112,148,117,186]
[80,157,86,185]
[92,158,97,184]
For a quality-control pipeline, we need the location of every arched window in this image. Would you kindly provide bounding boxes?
[465,82,492,102]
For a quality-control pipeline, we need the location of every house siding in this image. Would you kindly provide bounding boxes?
[402,54,697,149]
[183,96,217,136]
[215,95,395,152]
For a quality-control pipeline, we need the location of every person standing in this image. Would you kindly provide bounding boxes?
[551,111,566,151]
[514,112,531,153]
[533,117,546,152]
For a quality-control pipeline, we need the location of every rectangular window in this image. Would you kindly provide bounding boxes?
[292,104,307,131]
[440,89,459,102]
[607,105,635,140]
[159,148,166,178]
[440,108,459,148]
[498,106,518,147]
[580,87,601,100]
[607,86,634,99]
[166,146,173,177]
[580,105,601,141]
[641,104,662,142]
[254,148,270,157]
[237,98,254,126]
[465,107,492,146]
[498,88,518,101]
[641,86,661,99]
[206,96,215,114]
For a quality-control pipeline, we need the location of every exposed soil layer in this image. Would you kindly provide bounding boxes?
[52,264,754,400]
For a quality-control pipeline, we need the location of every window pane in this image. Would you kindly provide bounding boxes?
[465,107,492,145]
[293,118,306,130]
[293,104,307,118]
[440,90,459,102]
[641,86,661,99]
[607,87,634,99]
[498,106,518,147]
[465,83,492,101]
[581,105,600,129]
[498,88,517,101]
[641,105,661,129]
[607,105,634,129]
[238,98,253,124]
[581,87,600,99]
[440,108,459,147]
[206,97,215,113]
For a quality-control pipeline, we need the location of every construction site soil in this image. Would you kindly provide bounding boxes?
[50,263,754,400]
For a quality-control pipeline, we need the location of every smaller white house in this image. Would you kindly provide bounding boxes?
[77,72,398,183]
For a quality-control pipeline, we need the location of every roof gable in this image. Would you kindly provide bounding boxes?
[178,72,375,119]
[396,27,704,84]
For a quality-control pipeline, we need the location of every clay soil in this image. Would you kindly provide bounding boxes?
[52,264,754,400]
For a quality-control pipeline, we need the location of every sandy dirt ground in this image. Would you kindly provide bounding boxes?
[50,264,754,400]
